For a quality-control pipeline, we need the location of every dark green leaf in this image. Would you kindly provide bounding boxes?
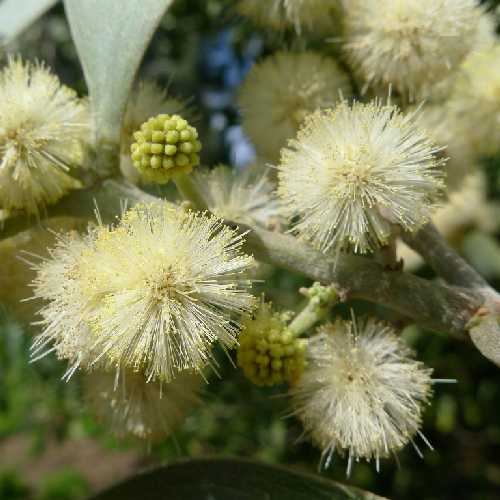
[91,458,385,500]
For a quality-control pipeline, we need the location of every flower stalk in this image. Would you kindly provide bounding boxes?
[288,282,338,337]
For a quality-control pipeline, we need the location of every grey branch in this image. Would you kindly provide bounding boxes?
[241,224,482,336]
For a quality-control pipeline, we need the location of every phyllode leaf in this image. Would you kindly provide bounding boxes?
[63,0,174,170]
[90,458,385,500]
[0,0,58,44]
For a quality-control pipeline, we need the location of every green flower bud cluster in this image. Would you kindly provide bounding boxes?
[238,301,307,387]
[130,114,202,184]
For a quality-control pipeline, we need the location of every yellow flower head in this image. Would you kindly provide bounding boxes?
[192,164,283,229]
[130,114,202,184]
[0,57,88,215]
[238,300,306,386]
[239,51,351,162]
[448,45,500,158]
[84,368,201,441]
[32,203,256,381]
[237,0,340,34]
[343,0,485,99]
[291,317,434,474]
[278,100,445,254]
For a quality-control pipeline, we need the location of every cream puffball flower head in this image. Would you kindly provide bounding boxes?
[237,0,340,34]
[0,57,88,215]
[84,368,202,442]
[191,164,282,229]
[343,0,484,99]
[291,317,434,474]
[239,51,352,162]
[32,203,256,382]
[277,100,445,254]
[448,45,500,158]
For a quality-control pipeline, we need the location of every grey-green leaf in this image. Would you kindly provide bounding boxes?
[63,0,173,171]
[0,0,58,44]
[90,458,386,500]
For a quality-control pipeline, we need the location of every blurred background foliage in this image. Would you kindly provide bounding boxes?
[1,0,500,499]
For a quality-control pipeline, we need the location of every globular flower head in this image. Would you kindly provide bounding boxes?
[130,114,202,184]
[291,317,433,473]
[448,45,500,158]
[32,202,256,382]
[277,100,445,254]
[192,164,283,229]
[413,104,475,191]
[238,300,306,386]
[84,368,201,441]
[343,0,484,99]
[237,0,340,34]
[121,81,191,160]
[0,57,88,215]
[239,51,352,162]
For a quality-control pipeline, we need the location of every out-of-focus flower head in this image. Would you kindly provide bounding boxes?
[239,51,351,162]
[84,368,201,441]
[448,45,500,158]
[343,0,486,99]
[192,164,282,229]
[237,0,340,35]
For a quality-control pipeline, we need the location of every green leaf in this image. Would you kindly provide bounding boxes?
[0,0,58,44]
[90,458,385,500]
[63,0,174,171]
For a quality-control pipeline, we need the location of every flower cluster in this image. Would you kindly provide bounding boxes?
[237,0,340,34]
[130,114,201,184]
[0,57,88,215]
[239,51,351,161]
[448,46,500,158]
[237,300,306,386]
[277,100,445,254]
[291,317,434,473]
[343,0,486,99]
[84,368,201,442]
[192,164,282,228]
[121,81,191,182]
[32,202,255,382]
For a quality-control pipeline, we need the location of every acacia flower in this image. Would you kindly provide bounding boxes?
[413,104,475,191]
[192,164,282,229]
[0,57,88,215]
[239,51,351,162]
[84,368,201,441]
[237,300,306,386]
[32,202,256,382]
[237,0,340,34]
[277,101,445,254]
[130,114,202,184]
[121,81,191,182]
[291,317,434,474]
[343,0,485,99]
[448,45,500,158]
